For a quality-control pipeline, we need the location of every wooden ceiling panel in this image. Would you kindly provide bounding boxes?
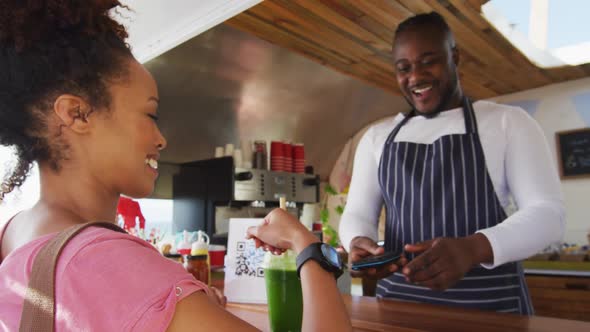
[356,14,394,43]
[348,1,412,28]
[227,0,589,100]
[292,1,392,53]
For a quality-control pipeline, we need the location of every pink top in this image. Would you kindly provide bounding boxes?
[0,224,208,331]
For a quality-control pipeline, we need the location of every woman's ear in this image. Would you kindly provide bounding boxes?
[53,94,93,134]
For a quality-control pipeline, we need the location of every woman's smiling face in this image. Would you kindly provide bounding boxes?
[85,59,167,198]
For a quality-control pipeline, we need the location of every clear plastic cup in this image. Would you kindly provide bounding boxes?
[263,250,303,332]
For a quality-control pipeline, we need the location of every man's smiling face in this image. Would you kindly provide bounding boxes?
[393,25,461,116]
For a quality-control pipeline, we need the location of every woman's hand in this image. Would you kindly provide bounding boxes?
[246,208,319,254]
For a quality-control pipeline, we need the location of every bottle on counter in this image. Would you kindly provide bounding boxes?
[184,255,209,285]
[177,230,192,256]
[224,143,234,157]
[241,140,253,169]
[233,148,243,168]
[253,140,267,170]
[214,146,224,158]
[190,230,211,286]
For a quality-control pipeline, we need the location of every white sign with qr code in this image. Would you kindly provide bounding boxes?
[224,218,267,304]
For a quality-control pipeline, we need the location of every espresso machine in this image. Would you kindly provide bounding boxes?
[172,157,319,245]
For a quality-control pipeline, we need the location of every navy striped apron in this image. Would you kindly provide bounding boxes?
[377,98,533,315]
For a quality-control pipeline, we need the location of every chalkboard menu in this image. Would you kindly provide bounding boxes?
[556,128,590,179]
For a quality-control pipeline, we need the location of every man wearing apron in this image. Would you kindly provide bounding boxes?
[339,12,564,315]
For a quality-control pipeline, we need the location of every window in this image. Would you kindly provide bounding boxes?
[0,146,40,225]
[0,146,173,237]
[483,0,590,67]
[135,198,174,237]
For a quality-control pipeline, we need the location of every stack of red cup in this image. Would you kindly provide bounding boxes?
[283,141,293,173]
[270,141,285,172]
[293,143,305,173]
[270,141,304,173]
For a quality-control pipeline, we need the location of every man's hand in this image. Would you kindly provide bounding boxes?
[348,236,405,279]
[402,234,493,291]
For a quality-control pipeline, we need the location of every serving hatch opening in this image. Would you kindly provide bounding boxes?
[482,0,590,67]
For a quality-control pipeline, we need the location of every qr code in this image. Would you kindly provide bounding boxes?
[235,241,265,277]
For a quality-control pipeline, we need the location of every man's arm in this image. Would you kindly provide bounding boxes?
[477,107,565,268]
[339,128,384,252]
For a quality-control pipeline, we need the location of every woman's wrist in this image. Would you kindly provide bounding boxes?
[292,230,320,254]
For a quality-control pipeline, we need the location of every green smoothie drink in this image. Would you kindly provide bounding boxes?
[263,250,303,332]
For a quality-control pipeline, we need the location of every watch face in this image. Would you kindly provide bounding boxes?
[320,243,341,268]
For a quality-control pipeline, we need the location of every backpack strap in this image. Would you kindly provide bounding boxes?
[19,222,126,332]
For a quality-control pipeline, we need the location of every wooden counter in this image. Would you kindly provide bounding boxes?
[526,274,590,321]
[227,294,590,331]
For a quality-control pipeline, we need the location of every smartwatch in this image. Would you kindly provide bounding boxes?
[296,242,343,279]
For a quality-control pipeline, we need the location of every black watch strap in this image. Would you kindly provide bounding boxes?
[296,242,342,279]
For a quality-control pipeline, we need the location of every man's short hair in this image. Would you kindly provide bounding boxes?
[394,12,456,49]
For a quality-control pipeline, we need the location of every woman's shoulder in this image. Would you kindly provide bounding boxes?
[55,225,152,261]
[57,225,174,274]
[54,225,201,298]
[0,224,206,331]
[69,224,151,248]
[55,226,208,330]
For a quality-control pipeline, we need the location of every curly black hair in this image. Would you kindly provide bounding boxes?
[394,11,456,49]
[0,0,133,200]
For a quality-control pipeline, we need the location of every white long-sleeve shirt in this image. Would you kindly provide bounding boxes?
[339,100,565,268]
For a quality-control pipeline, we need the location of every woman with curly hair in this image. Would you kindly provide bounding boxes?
[0,1,351,330]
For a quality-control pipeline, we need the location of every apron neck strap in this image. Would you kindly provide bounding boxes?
[462,96,478,134]
[386,96,477,145]
[385,110,414,145]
